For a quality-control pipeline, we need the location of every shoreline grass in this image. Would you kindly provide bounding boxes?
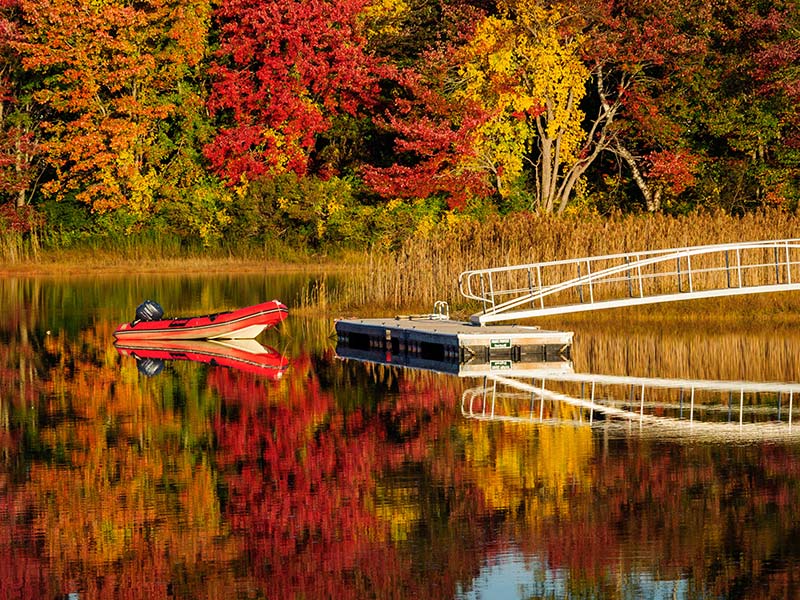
[4,209,800,323]
[0,248,366,277]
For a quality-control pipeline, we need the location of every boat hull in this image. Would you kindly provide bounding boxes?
[113,300,288,340]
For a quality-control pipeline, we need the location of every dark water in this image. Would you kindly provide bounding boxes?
[2,275,800,599]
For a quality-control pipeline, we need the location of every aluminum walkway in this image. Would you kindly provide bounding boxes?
[460,239,800,324]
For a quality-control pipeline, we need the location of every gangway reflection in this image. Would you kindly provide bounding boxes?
[463,372,800,442]
[336,338,800,440]
[115,338,289,379]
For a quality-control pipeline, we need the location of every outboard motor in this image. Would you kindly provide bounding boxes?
[136,357,165,377]
[135,300,164,322]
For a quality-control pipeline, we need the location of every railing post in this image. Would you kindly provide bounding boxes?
[625,256,633,297]
[528,268,536,308]
[736,248,743,287]
[488,272,495,311]
[677,256,682,293]
[536,265,544,309]
[687,253,694,293]
[577,262,584,303]
[787,241,793,285]
[587,259,594,303]
[775,246,780,284]
[637,254,644,297]
[725,250,732,288]
[728,391,733,422]
[640,384,645,420]
[529,390,536,420]
[539,377,546,421]
[740,389,744,427]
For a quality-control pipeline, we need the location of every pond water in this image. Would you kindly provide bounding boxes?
[2,274,800,599]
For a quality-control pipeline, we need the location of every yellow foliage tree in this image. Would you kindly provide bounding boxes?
[361,0,410,41]
[457,1,617,213]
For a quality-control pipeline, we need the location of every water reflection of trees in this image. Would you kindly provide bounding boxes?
[1,317,800,598]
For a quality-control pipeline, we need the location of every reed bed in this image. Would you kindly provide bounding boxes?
[0,230,40,264]
[339,209,800,315]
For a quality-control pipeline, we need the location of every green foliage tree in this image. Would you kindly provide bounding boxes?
[0,0,41,210]
[692,0,800,209]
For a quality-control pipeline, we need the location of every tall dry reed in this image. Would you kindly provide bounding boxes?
[0,230,40,264]
[340,209,800,314]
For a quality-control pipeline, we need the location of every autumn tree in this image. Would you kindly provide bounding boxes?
[0,0,39,209]
[12,0,216,225]
[468,0,595,213]
[691,0,800,209]
[570,0,713,212]
[370,0,797,214]
[570,0,800,212]
[366,0,618,213]
[206,0,385,187]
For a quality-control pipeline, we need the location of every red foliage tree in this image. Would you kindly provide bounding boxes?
[572,0,709,211]
[206,0,384,185]
[362,62,495,209]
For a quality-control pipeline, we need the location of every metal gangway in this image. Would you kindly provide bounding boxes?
[459,239,800,325]
[462,371,800,442]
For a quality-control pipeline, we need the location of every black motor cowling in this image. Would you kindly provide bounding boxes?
[136,357,165,377]
[135,300,164,322]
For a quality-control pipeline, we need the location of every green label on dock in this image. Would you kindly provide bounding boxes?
[490,338,512,349]
[490,360,513,370]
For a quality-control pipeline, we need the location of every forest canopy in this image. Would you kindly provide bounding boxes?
[0,0,797,248]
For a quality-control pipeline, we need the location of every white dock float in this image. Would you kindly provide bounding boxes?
[335,317,573,372]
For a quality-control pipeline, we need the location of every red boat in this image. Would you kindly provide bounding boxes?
[115,338,289,378]
[113,300,288,340]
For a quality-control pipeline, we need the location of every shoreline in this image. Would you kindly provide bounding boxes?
[0,256,351,277]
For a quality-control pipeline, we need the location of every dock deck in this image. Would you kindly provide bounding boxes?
[335,317,573,373]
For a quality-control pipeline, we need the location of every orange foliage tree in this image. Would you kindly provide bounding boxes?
[12,0,213,219]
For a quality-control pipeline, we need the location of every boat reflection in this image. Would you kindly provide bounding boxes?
[115,338,289,379]
[464,372,800,442]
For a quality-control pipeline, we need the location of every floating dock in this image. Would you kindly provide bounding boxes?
[335,317,573,375]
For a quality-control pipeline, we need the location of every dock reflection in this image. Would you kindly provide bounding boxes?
[336,341,800,441]
[335,340,574,377]
[464,372,800,442]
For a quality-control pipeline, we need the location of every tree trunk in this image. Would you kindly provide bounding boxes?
[532,66,624,213]
[15,132,27,208]
[615,144,661,212]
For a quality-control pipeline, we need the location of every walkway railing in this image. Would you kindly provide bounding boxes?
[459,239,800,324]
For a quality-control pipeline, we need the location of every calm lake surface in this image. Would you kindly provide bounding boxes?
[2,273,800,599]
